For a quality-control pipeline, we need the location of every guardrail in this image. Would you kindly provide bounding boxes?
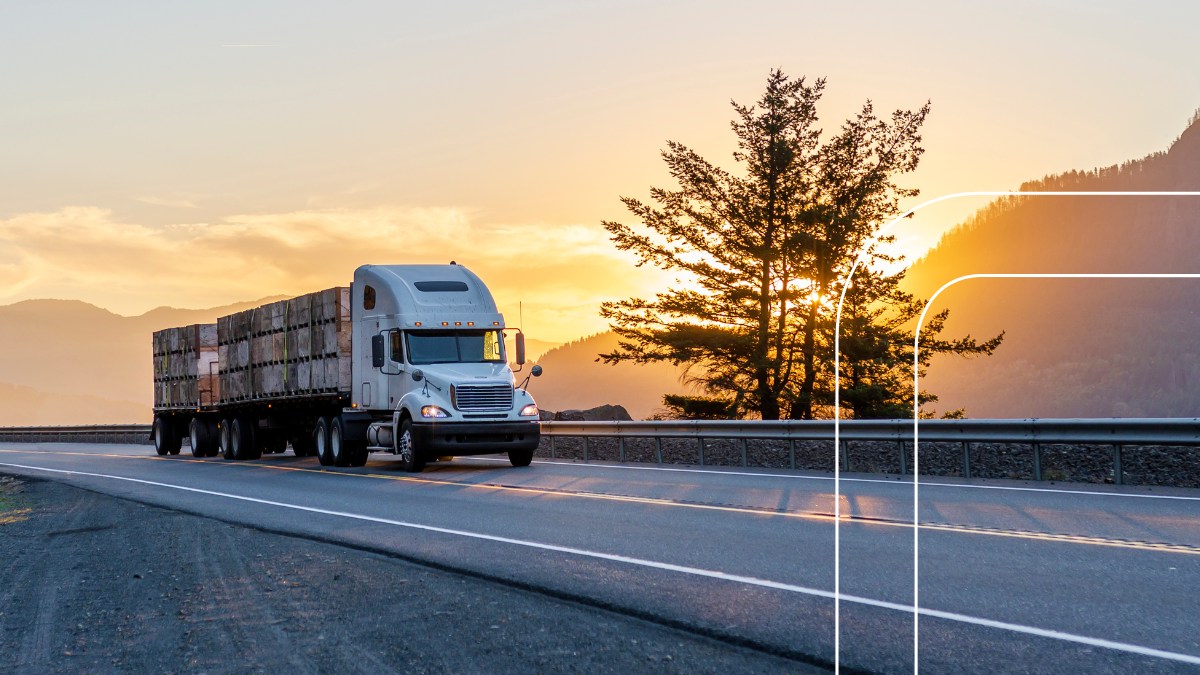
[0,425,151,445]
[538,418,1200,487]
[3,419,1198,487]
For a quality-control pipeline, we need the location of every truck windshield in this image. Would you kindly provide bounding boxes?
[406,330,504,365]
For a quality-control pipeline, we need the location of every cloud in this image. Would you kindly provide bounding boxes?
[0,206,668,342]
[135,196,199,209]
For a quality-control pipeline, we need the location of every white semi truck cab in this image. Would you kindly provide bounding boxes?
[150,263,542,472]
[351,263,542,471]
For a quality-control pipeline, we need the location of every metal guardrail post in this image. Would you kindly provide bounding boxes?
[1113,444,1123,485]
[789,438,796,470]
[619,436,626,463]
[583,436,589,462]
[741,438,748,467]
[898,439,907,475]
[549,434,556,459]
[1033,443,1042,481]
[962,441,971,480]
[698,437,705,466]
[655,436,663,464]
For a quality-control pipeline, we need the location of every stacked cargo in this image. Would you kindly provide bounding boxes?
[216,287,351,402]
[151,324,219,409]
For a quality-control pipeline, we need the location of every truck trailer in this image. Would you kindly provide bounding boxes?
[151,263,542,472]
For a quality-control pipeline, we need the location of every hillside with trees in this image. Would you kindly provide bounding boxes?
[903,115,1200,417]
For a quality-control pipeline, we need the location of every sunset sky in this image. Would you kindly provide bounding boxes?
[2,1,1198,343]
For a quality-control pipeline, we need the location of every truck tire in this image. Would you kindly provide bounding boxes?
[508,448,534,467]
[219,419,234,460]
[229,417,259,461]
[290,431,315,457]
[153,418,180,457]
[258,430,286,455]
[315,417,333,466]
[189,418,214,458]
[396,418,425,473]
[204,421,221,457]
[237,417,262,460]
[330,416,350,467]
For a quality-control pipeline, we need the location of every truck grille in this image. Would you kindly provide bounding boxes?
[453,384,514,411]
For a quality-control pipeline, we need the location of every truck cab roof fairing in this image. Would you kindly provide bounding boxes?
[353,264,505,326]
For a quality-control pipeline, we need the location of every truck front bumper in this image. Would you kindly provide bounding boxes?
[411,421,540,454]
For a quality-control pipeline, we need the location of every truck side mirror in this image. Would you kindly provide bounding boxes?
[515,332,526,365]
[411,369,424,382]
[531,365,542,377]
[371,334,385,368]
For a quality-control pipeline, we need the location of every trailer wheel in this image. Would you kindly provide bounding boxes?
[237,417,262,460]
[153,418,180,456]
[290,431,315,457]
[189,418,214,458]
[219,419,234,460]
[508,448,534,467]
[315,417,333,466]
[396,418,425,473]
[204,421,220,457]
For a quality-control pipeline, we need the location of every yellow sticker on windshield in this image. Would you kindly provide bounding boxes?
[484,331,502,361]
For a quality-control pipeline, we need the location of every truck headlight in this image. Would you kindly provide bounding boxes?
[519,404,539,417]
[421,405,450,418]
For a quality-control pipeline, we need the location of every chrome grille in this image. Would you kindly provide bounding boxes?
[453,384,514,411]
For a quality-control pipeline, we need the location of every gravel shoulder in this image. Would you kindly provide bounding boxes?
[0,475,818,674]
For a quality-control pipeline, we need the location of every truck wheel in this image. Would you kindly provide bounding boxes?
[238,417,262,460]
[219,419,234,460]
[396,418,425,473]
[153,418,180,456]
[230,417,259,461]
[508,448,534,467]
[330,416,350,467]
[204,420,220,457]
[189,418,212,458]
[315,417,333,466]
[290,431,315,457]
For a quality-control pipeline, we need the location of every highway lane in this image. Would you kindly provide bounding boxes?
[1,442,1198,674]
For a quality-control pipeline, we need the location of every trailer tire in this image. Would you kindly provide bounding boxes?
[219,419,234,460]
[315,417,333,466]
[240,417,262,461]
[230,417,260,461]
[396,418,425,473]
[290,431,315,457]
[204,421,220,457]
[189,417,214,458]
[508,448,534,467]
[153,418,180,456]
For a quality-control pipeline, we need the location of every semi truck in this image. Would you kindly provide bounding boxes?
[150,263,542,472]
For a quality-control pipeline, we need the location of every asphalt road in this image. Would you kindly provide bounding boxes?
[2,442,1199,674]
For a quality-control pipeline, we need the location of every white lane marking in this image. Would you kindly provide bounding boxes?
[3,460,1198,667]
[475,457,1200,502]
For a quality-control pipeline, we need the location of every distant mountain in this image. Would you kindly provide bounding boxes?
[0,296,285,425]
[521,338,560,363]
[903,117,1200,417]
[528,332,693,420]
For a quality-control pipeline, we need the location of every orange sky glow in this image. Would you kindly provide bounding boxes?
[2,2,1197,343]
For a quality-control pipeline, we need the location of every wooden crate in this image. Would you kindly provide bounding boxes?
[214,287,351,403]
[152,323,218,410]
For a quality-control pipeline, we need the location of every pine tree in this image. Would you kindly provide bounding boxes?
[601,70,1002,419]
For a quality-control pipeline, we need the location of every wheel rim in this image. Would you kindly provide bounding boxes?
[231,421,241,459]
[155,423,165,451]
[315,423,326,459]
[331,425,342,462]
[190,422,200,454]
[398,428,413,464]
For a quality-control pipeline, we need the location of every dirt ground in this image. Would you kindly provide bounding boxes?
[0,475,813,674]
